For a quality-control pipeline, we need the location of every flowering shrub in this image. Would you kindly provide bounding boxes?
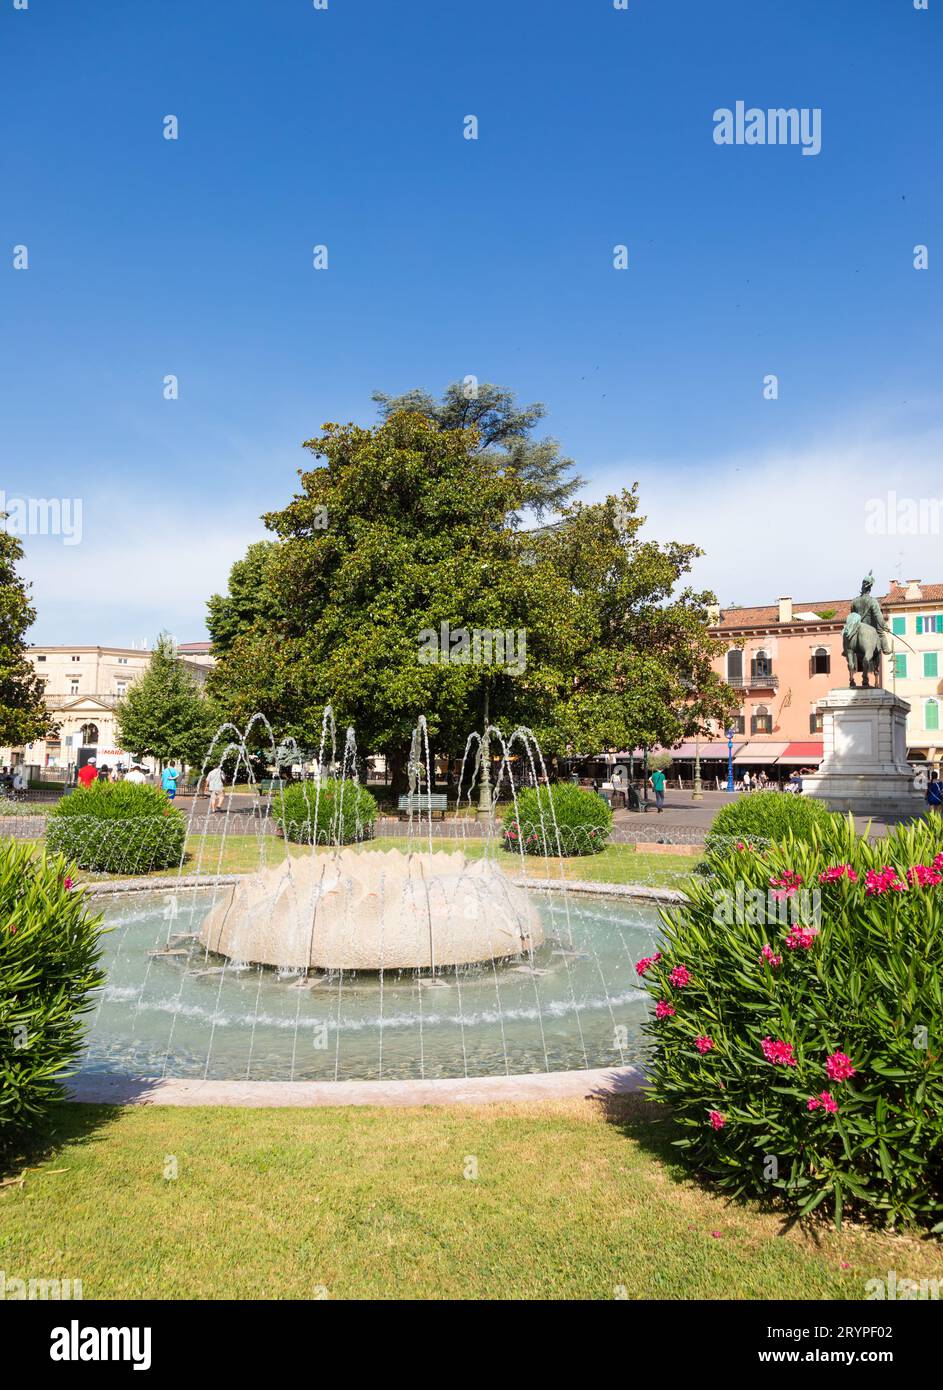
[273,778,377,845]
[0,841,105,1159]
[46,781,187,874]
[500,783,612,857]
[640,813,943,1229]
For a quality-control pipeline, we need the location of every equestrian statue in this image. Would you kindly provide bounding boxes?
[842,572,892,688]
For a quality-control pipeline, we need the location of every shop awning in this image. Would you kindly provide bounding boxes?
[734,741,790,763]
[670,741,746,760]
[776,742,824,766]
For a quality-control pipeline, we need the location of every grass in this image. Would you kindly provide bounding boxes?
[66,833,700,891]
[0,801,51,817]
[2,1096,938,1300]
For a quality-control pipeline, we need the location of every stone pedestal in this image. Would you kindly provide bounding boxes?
[803,688,924,818]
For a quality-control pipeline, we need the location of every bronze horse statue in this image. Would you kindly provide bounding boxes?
[843,573,891,688]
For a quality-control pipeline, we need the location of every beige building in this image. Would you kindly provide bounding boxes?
[1,644,212,776]
[885,580,943,764]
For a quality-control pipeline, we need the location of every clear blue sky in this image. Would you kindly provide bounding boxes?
[2,0,941,643]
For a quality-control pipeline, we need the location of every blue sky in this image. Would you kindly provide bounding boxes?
[2,0,941,644]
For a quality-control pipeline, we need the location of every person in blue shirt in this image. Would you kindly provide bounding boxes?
[161,765,180,801]
[927,770,943,812]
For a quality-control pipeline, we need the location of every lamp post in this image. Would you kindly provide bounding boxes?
[477,684,491,820]
[725,728,735,792]
[692,734,703,801]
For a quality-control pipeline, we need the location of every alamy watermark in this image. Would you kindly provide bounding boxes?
[0,1269,83,1299]
[418,621,527,674]
[713,883,821,926]
[713,102,822,157]
[865,491,943,536]
[0,491,83,545]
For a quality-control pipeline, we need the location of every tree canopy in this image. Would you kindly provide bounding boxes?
[0,526,51,749]
[116,634,219,769]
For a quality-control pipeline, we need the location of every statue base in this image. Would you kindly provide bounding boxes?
[803,688,924,819]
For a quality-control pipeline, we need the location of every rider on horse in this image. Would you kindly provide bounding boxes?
[842,572,891,688]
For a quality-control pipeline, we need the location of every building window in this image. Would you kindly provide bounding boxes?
[117,657,129,665]
[926,699,940,733]
[726,649,743,684]
[71,655,81,662]
[811,646,830,676]
[917,615,943,635]
[892,616,906,636]
[729,715,745,735]
[69,679,79,695]
[751,705,773,735]
[751,650,772,680]
[810,710,824,734]
[80,722,99,745]
[894,654,908,679]
[116,681,127,696]
[37,654,47,662]
[924,652,939,679]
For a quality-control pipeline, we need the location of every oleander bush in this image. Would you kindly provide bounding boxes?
[640,813,943,1229]
[0,841,105,1160]
[273,778,378,844]
[501,782,613,856]
[45,781,186,874]
[707,789,837,853]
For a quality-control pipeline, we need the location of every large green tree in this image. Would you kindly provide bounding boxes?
[0,526,51,749]
[372,380,583,520]
[115,634,219,769]
[206,541,281,656]
[208,411,573,788]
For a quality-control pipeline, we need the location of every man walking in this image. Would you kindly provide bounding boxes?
[161,764,180,801]
[77,758,98,789]
[649,766,666,813]
[927,769,943,813]
[205,764,225,813]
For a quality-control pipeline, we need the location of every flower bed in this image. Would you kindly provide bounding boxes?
[639,814,943,1229]
[45,781,186,874]
[500,783,613,857]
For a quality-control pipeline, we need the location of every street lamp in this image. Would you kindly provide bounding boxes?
[692,733,703,801]
[725,728,735,792]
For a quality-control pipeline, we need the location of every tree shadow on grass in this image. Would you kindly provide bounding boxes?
[1,1075,164,1185]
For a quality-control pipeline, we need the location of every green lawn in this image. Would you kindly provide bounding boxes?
[69,833,700,891]
[2,1097,936,1300]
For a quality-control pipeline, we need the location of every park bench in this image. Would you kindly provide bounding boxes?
[397,793,448,820]
[258,778,284,796]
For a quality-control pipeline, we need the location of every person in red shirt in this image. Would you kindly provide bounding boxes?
[77,759,99,789]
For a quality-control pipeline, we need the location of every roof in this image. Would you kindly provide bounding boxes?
[177,641,213,652]
[712,600,852,631]
[885,582,943,606]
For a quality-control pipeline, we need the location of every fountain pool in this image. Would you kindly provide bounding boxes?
[82,885,663,1082]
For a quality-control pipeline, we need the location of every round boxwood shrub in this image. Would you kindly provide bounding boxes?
[272,778,377,844]
[639,813,943,1229]
[501,782,613,856]
[45,781,187,874]
[0,841,105,1160]
[707,789,837,854]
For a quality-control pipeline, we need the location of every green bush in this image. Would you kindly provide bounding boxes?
[45,781,186,874]
[640,813,943,1229]
[0,841,105,1160]
[500,782,613,856]
[707,790,837,852]
[273,778,378,844]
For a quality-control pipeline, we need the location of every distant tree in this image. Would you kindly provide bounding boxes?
[206,541,281,656]
[0,525,51,749]
[372,381,583,520]
[115,634,219,770]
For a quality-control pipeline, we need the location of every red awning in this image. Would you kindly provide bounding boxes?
[777,741,824,765]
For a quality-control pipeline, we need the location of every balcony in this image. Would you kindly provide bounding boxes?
[727,674,779,691]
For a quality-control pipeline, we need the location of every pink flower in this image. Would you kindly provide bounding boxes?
[818,864,858,884]
[865,866,906,895]
[826,1051,856,1082]
[762,1036,798,1067]
[695,1035,714,1054]
[760,943,782,968]
[785,925,819,950]
[807,1091,839,1114]
[655,1000,676,1019]
[769,869,803,898]
[708,1110,726,1130]
[64,876,74,891]
[635,952,662,977]
[907,864,943,888]
[669,965,691,988]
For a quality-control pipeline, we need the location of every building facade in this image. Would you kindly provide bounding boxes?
[884,580,943,765]
[1,644,212,776]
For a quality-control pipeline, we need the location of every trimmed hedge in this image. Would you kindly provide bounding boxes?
[45,781,186,874]
[640,813,943,1229]
[707,790,837,852]
[273,778,378,845]
[0,841,105,1160]
[501,782,613,856]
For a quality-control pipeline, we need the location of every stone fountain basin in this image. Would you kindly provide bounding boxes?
[199,848,544,971]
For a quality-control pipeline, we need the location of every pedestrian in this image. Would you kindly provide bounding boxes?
[77,758,99,789]
[649,765,666,813]
[205,764,225,813]
[742,769,752,792]
[927,770,943,813]
[97,763,111,782]
[161,765,180,801]
[125,764,147,785]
